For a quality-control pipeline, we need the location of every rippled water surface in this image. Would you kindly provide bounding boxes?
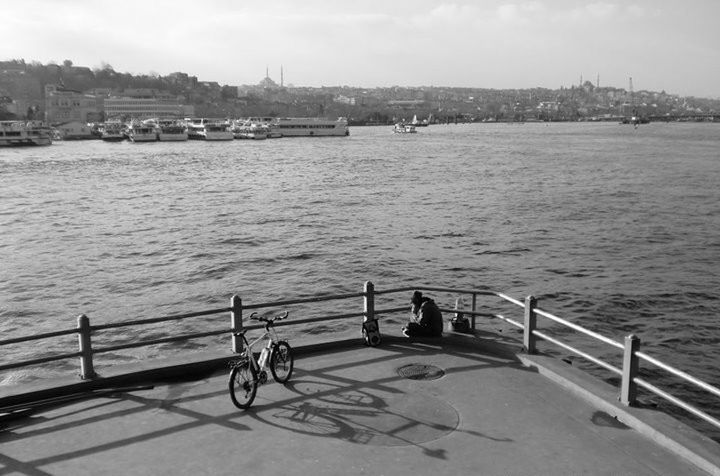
[1,122,719,435]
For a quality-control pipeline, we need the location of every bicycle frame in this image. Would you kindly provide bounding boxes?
[237,326,279,373]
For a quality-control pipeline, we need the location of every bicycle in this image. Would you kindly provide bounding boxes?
[228,311,294,409]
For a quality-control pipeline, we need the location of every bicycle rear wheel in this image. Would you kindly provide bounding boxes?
[229,360,258,409]
[270,341,294,383]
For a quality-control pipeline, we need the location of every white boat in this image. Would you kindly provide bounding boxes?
[185,118,233,140]
[268,117,349,137]
[185,118,206,140]
[0,121,53,146]
[157,120,188,141]
[232,121,269,140]
[204,122,234,141]
[100,122,126,142]
[393,123,417,134]
[128,124,157,142]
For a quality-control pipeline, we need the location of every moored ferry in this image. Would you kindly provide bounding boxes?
[204,122,234,141]
[99,122,126,142]
[157,120,188,141]
[268,117,349,137]
[185,118,233,141]
[232,121,269,140]
[127,123,158,142]
[0,120,53,146]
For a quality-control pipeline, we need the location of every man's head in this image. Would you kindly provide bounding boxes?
[411,291,423,314]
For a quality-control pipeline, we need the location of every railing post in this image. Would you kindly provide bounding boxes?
[621,334,641,406]
[77,314,96,380]
[363,281,375,321]
[471,292,477,329]
[523,295,537,354]
[230,295,243,354]
[362,281,381,346]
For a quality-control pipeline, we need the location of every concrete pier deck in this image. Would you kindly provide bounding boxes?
[1,331,719,475]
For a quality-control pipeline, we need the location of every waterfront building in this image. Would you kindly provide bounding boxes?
[44,84,101,125]
[104,93,192,121]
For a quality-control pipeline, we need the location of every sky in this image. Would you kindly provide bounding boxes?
[4,0,719,98]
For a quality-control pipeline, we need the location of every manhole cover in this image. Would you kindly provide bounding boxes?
[397,364,445,380]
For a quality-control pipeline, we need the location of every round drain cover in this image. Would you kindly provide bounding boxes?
[397,364,445,380]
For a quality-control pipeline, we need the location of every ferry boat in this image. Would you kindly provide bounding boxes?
[185,118,233,141]
[99,122,126,142]
[157,120,188,142]
[232,121,269,140]
[268,117,349,137]
[204,122,234,141]
[127,124,157,142]
[0,120,53,146]
[185,118,206,140]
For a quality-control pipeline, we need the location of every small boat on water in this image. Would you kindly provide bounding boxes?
[393,123,417,134]
[0,120,54,146]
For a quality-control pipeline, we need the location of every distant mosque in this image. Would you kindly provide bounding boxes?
[258,66,284,89]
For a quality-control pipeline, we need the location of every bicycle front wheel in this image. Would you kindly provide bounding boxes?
[229,360,258,409]
[270,341,294,383]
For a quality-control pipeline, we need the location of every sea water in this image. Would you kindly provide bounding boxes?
[1,122,719,436]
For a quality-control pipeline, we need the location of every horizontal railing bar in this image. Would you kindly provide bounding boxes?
[463,310,498,317]
[0,352,82,371]
[497,292,525,307]
[372,285,416,295]
[272,312,364,328]
[415,286,497,296]
[634,377,720,431]
[374,285,497,297]
[492,313,524,329]
[535,308,624,351]
[0,328,78,346]
[438,308,497,318]
[375,306,409,316]
[636,351,720,400]
[94,329,228,354]
[92,307,228,331]
[533,330,623,376]
[242,292,366,310]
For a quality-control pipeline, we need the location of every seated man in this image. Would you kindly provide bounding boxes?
[402,291,443,337]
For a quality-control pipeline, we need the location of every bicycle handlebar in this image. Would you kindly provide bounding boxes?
[248,311,289,324]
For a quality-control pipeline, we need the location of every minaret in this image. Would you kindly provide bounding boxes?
[280,66,284,88]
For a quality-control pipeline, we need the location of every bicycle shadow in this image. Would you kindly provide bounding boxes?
[244,339,518,458]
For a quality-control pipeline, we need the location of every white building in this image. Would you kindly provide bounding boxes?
[104,95,191,120]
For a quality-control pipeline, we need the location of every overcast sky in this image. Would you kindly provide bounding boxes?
[4,0,719,97]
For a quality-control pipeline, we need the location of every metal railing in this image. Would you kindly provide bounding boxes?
[1,281,718,433]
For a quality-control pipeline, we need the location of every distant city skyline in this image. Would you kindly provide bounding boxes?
[4,0,719,98]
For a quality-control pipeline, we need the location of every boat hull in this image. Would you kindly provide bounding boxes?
[269,117,349,137]
[158,133,188,141]
[0,121,54,146]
